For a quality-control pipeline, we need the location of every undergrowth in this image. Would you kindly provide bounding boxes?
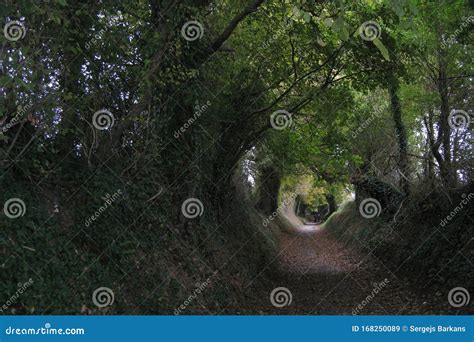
[1,168,277,314]
[323,183,473,288]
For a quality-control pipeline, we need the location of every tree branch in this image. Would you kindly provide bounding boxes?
[207,0,266,55]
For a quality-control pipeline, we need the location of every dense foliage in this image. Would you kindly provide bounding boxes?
[1,0,472,314]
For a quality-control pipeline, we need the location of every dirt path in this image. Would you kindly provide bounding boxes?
[251,220,453,314]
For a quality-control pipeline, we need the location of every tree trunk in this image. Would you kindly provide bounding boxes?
[325,193,337,216]
[437,46,455,188]
[423,112,437,183]
[387,77,409,195]
[256,166,281,215]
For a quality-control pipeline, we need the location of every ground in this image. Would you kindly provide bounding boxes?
[239,214,464,315]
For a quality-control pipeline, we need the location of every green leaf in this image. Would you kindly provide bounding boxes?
[408,0,418,15]
[292,6,301,18]
[303,13,311,23]
[333,17,350,41]
[323,18,333,27]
